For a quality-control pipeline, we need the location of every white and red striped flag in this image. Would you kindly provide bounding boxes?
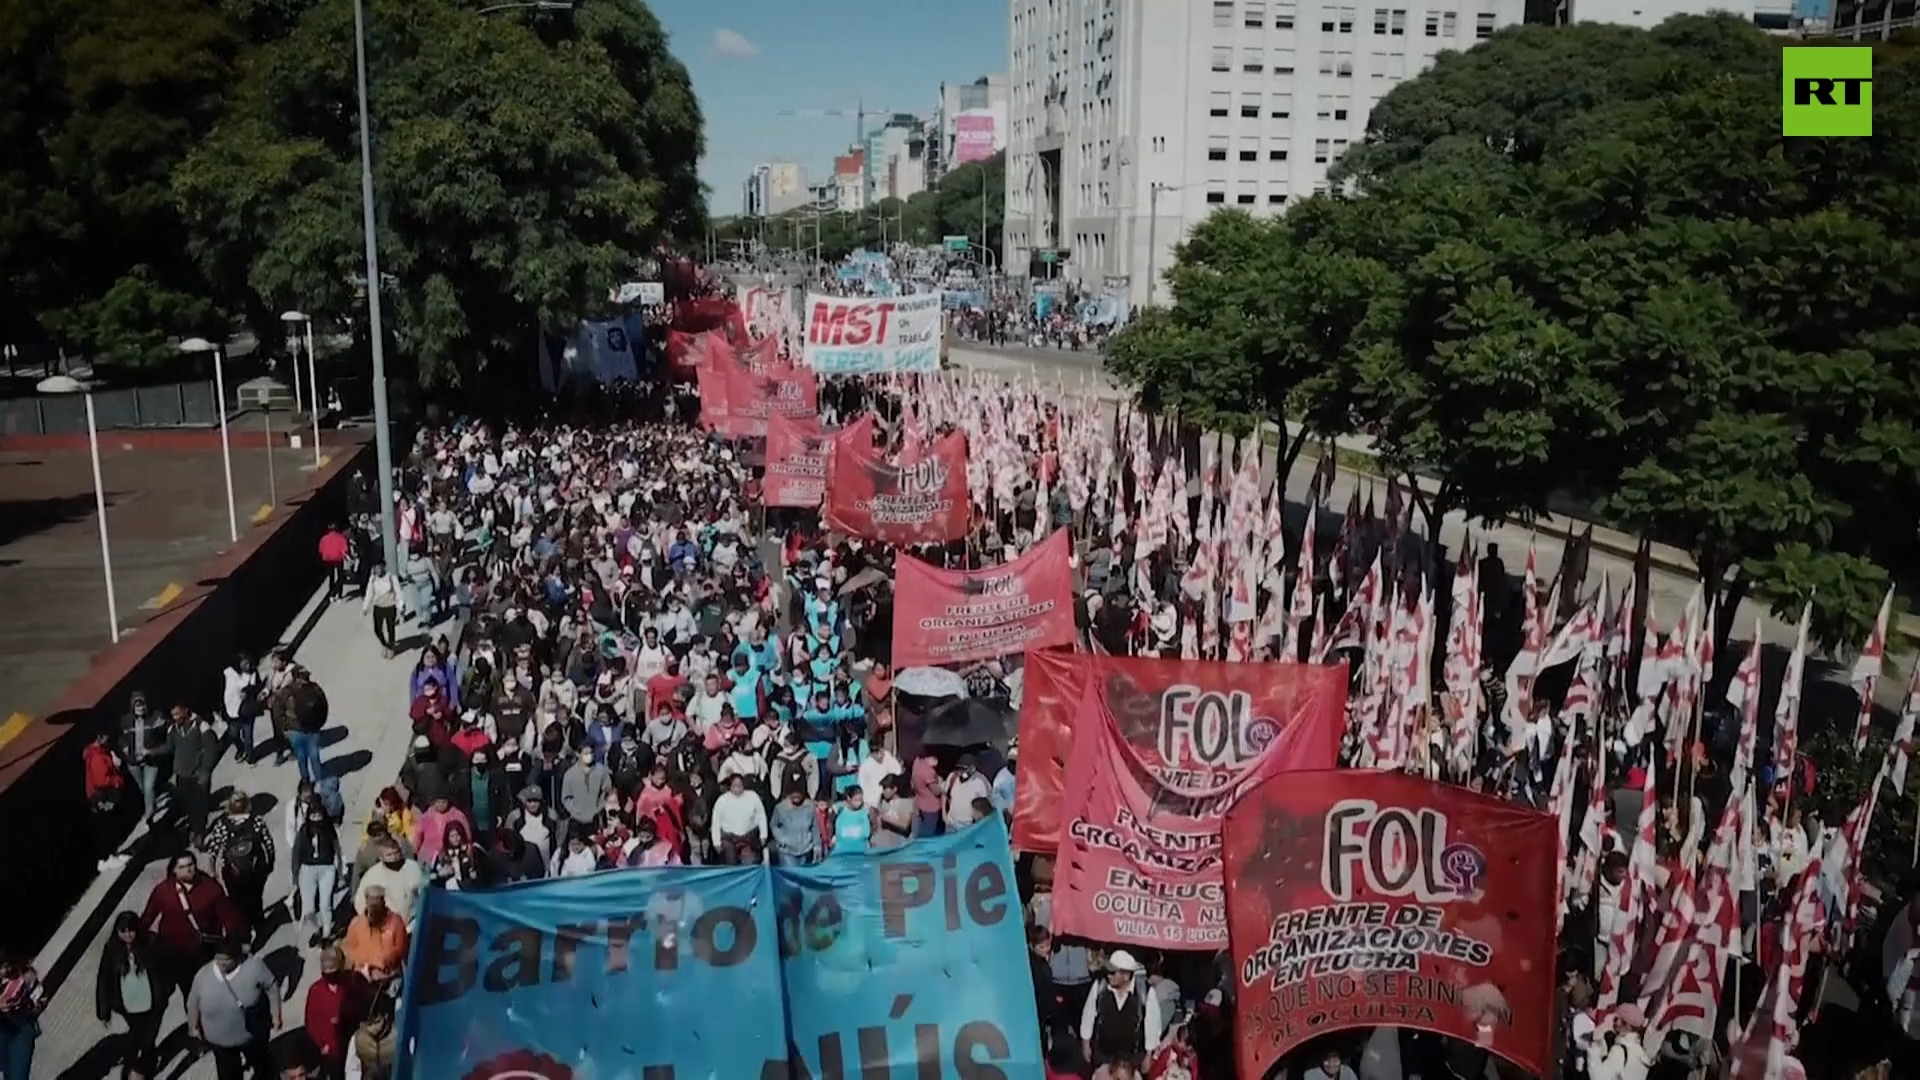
[1853,586,1893,750]
[1772,600,1812,784]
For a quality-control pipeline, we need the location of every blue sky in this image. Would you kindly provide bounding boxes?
[645,0,1006,212]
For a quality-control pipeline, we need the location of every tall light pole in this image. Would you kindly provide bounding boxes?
[37,374,119,642]
[1146,182,1189,309]
[178,337,239,543]
[352,0,399,574]
[282,311,324,470]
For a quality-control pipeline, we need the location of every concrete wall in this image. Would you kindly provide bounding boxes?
[0,441,372,959]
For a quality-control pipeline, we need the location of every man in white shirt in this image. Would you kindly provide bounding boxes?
[1079,950,1160,1073]
[942,755,994,832]
[858,745,902,807]
[632,627,669,682]
[687,674,729,734]
[354,840,428,923]
[710,774,768,864]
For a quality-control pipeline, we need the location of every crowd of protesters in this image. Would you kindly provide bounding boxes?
[16,281,1920,1080]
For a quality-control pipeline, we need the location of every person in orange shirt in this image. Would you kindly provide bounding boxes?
[341,886,408,985]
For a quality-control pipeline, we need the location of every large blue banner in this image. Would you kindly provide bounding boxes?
[400,819,1041,1080]
[778,820,1044,1077]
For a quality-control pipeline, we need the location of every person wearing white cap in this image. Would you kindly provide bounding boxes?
[1080,948,1160,1076]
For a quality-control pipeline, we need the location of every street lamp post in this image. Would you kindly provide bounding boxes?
[178,337,239,543]
[37,374,119,642]
[1146,182,1189,309]
[351,0,400,574]
[282,311,324,469]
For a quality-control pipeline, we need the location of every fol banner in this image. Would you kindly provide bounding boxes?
[1011,652,1348,852]
[825,428,969,545]
[764,413,831,508]
[1222,771,1559,1080]
[802,292,943,374]
[893,530,1076,668]
[725,362,819,439]
[778,817,1045,1078]
[1043,658,1349,949]
[399,820,1044,1080]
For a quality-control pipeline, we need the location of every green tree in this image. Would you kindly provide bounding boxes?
[1122,16,1920,649]
[175,0,704,389]
[0,0,238,369]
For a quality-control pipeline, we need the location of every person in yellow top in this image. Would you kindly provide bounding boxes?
[364,788,415,846]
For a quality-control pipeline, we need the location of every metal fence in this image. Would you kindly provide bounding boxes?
[0,380,222,436]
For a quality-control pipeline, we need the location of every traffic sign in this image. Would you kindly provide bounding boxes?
[943,235,969,251]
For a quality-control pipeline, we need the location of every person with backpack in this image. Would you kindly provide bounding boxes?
[205,792,276,950]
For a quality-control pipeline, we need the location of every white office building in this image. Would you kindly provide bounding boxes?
[741,161,808,217]
[1004,0,1529,310]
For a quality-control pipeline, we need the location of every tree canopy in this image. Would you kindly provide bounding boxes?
[1109,16,1920,649]
[0,0,706,388]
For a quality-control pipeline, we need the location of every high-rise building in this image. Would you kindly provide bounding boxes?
[928,75,1011,186]
[834,149,867,213]
[741,161,808,217]
[1004,0,1525,310]
[862,116,927,203]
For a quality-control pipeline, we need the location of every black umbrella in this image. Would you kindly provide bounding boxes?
[920,697,1016,751]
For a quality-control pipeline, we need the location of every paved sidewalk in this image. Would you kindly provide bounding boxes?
[29,592,420,1080]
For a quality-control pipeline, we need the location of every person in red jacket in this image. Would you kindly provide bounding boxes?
[83,730,129,872]
[305,946,371,1080]
[318,522,351,599]
[138,853,240,1015]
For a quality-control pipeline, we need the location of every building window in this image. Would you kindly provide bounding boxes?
[1206,189,1227,204]
[1237,192,1257,205]
[1337,51,1354,77]
[1371,50,1388,77]
[1340,6,1355,32]
[1268,193,1288,204]
[1425,11,1439,35]
[1275,48,1295,73]
[1240,137,1260,161]
[1372,7,1388,33]
[1274,1,1296,28]
[1475,12,1495,38]
[1212,46,1232,72]
[1390,9,1406,34]
[1333,138,1350,159]
[1318,51,1334,74]
[1314,180,1329,194]
[1314,138,1330,163]
[1213,1,1234,28]
[1244,1,1266,28]
[1321,12,1336,30]
[1241,92,1263,117]
[1209,90,1231,116]
[1208,135,1229,161]
[1269,147,1288,160]
[1243,47,1264,72]
[1443,12,1458,35]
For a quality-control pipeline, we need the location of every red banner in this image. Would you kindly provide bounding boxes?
[724,362,818,438]
[1223,771,1558,1080]
[764,414,830,508]
[694,352,731,434]
[823,428,968,545]
[1048,660,1348,949]
[892,530,1077,668]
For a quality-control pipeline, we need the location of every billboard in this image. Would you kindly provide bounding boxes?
[955,111,998,164]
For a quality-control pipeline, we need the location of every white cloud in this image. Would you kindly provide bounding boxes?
[710,28,760,59]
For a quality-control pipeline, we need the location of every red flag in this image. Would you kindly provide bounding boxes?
[892,530,1077,668]
[1223,771,1560,1080]
[823,429,969,545]
[1049,668,1347,946]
